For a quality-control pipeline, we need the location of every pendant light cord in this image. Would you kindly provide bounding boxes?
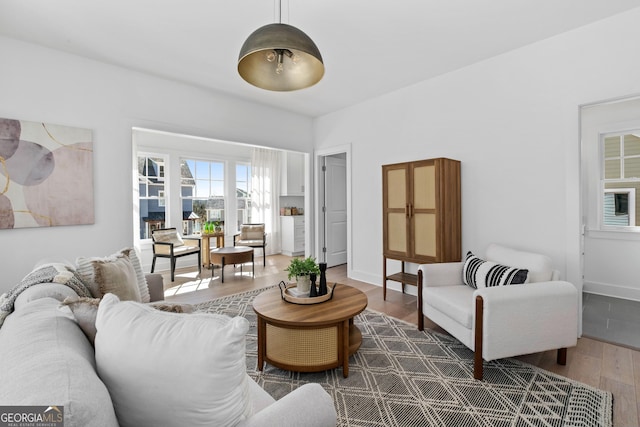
[277,0,282,24]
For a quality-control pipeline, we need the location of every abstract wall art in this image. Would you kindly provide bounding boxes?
[0,118,94,229]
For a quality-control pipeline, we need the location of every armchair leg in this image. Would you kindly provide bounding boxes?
[417,270,424,331]
[171,258,176,282]
[557,348,567,365]
[262,247,266,267]
[151,257,156,273]
[474,353,484,380]
[474,295,484,380]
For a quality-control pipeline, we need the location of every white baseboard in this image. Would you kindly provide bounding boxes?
[348,269,419,297]
[583,281,640,302]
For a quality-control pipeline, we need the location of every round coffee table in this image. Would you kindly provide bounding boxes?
[210,246,254,282]
[252,283,368,378]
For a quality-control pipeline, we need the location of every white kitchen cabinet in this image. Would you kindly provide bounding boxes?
[281,152,304,196]
[281,216,305,256]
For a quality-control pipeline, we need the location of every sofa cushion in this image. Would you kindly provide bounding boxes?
[95,293,251,427]
[485,243,553,283]
[0,298,118,427]
[236,239,264,246]
[463,251,529,289]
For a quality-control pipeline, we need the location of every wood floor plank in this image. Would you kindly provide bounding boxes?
[633,350,640,427]
[600,377,637,427]
[567,352,603,388]
[575,336,605,359]
[601,342,635,386]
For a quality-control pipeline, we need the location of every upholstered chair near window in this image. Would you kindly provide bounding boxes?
[234,223,267,266]
[417,243,581,380]
[151,228,201,282]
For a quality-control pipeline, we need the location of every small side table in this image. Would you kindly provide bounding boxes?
[210,246,254,282]
[201,232,225,267]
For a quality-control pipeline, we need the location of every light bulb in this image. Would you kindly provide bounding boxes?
[265,51,276,62]
[276,51,284,74]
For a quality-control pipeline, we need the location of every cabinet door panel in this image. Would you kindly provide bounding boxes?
[414,213,436,258]
[387,213,407,252]
[386,169,407,208]
[413,164,435,210]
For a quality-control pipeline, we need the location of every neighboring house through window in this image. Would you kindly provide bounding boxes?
[137,154,167,239]
[181,159,225,235]
[601,132,640,228]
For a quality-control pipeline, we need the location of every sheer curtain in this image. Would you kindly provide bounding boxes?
[251,148,281,255]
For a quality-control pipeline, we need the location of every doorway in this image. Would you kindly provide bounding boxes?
[315,145,351,270]
[580,95,640,301]
[580,94,640,348]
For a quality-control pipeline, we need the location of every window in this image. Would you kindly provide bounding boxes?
[138,155,167,239]
[181,159,225,235]
[236,162,252,229]
[601,133,640,228]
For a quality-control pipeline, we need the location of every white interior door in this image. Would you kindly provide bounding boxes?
[323,155,347,267]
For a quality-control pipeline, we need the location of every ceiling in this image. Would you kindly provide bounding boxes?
[1,0,639,117]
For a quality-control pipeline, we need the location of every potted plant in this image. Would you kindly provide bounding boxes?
[285,256,320,294]
[213,221,222,232]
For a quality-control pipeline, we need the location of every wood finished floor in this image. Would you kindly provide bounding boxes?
[162,254,639,427]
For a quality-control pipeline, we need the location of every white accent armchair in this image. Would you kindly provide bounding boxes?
[417,244,580,380]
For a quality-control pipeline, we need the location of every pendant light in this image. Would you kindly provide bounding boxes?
[238,0,324,91]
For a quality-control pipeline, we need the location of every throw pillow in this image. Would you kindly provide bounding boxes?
[92,254,141,302]
[462,251,529,289]
[61,297,194,345]
[149,301,194,313]
[76,250,144,301]
[240,224,264,241]
[95,294,251,427]
[61,296,101,344]
[118,248,150,303]
[152,228,184,247]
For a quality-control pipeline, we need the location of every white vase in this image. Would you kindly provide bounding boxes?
[296,275,311,294]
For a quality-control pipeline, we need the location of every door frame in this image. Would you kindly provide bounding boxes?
[314,144,352,274]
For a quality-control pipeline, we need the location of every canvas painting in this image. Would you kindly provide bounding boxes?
[0,118,94,229]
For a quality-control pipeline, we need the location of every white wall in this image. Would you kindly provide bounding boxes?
[0,36,313,293]
[314,7,640,297]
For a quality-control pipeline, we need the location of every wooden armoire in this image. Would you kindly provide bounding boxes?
[382,158,461,299]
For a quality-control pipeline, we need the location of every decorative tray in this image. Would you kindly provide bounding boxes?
[278,281,336,305]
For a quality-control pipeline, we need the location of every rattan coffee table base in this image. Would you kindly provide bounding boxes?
[264,322,362,373]
[253,284,368,378]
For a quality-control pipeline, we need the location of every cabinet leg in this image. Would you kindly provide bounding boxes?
[382,257,387,300]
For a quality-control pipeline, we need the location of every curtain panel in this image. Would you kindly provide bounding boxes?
[251,148,281,254]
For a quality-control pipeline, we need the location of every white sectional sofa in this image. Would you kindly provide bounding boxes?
[0,264,337,427]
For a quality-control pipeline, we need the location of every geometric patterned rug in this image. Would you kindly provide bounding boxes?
[195,287,613,427]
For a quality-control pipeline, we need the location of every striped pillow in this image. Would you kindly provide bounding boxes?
[462,251,529,289]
